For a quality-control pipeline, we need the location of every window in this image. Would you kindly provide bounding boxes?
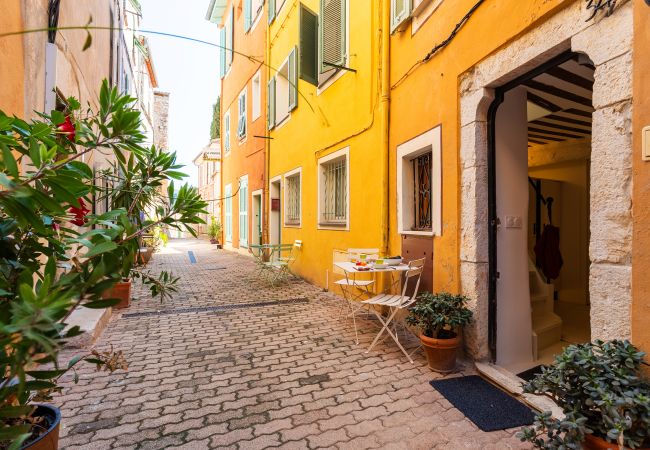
[268,48,297,127]
[319,0,346,84]
[318,148,349,228]
[284,169,301,226]
[219,8,234,78]
[268,77,276,130]
[224,110,231,153]
[225,184,233,242]
[252,71,261,121]
[299,4,318,86]
[391,0,412,32]
[245,0,264,31]
[239,176,248,247]
[396,126,442,236]
[238,88,247,139]
[268,0,286,23]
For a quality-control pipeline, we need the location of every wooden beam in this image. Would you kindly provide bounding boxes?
[528,133,564,142]
[545,113,592,128]
[545,66,593,91]
[564,108,593,119]
[528,126,584,139]
[530,120,591,135]
[527,92,562,112]
[524,79,593,108]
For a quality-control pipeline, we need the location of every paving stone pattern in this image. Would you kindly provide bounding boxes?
[56,239,529,449]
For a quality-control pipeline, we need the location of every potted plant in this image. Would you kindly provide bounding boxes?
[0,81,207,449]
[405,292,473,372]
[208,216,222,247]
[518,340,650,450]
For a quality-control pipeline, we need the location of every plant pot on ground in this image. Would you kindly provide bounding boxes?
[406,292,473,373]
[517,340,650,450]
[102,279,132,309]
[20,405,61,450]
[208,215,222,246]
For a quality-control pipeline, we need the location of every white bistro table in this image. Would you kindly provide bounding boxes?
[334,261,410,344]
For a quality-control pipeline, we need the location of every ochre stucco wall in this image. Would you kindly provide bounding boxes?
[0,0,25,116]
[631,0,650,358]
[388,0,570,294]
[220,0,267,250]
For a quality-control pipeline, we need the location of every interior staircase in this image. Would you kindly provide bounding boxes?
[529,257,562,360]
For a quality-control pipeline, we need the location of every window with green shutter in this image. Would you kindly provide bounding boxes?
[288,46,298,111]
[299,4,318,86]
[268,0,276,23]
[267,77,276,130]
[244,0,252,32]
[319,0,346,74]
[219,26,226,78]
[391,0,411,32]
[238,89,247,139]
[226,8,234,69]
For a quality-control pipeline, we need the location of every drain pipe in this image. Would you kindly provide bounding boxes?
[380,0,391,258]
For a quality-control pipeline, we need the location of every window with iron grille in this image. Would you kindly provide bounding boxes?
[285,172,301,226]
[320,155,347,225]
[412,152,432,231]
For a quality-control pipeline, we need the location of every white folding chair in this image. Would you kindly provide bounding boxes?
[362,257,426,363]
[266,240,301,286]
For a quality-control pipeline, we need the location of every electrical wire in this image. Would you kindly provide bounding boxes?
[391,0,486,91]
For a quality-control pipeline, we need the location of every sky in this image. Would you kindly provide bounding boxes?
[140,0,220,187]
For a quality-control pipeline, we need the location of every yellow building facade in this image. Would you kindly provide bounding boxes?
[267,0,392,289]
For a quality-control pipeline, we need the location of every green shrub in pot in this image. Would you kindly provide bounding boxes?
[517,340,650,449]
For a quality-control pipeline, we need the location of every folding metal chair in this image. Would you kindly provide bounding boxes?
[362,257,426,363]
[265,241,301,286]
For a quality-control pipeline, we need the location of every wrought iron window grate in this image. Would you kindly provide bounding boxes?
[412,152,432,231]
[285,174,301,224]
[322,158,347,223]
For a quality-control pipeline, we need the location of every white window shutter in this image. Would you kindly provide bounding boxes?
[267,77,276,130]
[219,27,226,78]
[288,46,298,111]
[244,0,252,32]
[391,0,411,33]
[224,113,230,151]
[227,8,234,68]
[319,0,346,73]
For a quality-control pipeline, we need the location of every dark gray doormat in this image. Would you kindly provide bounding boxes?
[429,375,536,432]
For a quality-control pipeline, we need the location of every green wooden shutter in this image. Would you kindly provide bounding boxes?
[288,47,298,111]
[225,184,232,242]
[219,26,226,78]
[268,0,276,23]
[238,93,246,138]
[391,0,411,32]
[244,0,252,32]
[267,77,276,130]
[227,8,234,68]
[319,0,346,73]
[299,5,318,86]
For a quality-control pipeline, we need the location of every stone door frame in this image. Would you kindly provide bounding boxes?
[459,1,633,361]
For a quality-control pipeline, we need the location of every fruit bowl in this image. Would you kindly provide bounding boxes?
[385,256,403,266]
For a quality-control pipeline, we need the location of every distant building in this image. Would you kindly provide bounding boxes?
[193,139,222,236]
[154,92,170,151]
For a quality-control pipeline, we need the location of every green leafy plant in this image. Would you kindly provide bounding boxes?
[0,80,207,448]
[517,340,650,449]
[405,292,473,339]
[208,215,221,242]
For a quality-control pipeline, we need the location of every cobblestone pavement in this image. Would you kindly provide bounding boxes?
[56,239,529,450]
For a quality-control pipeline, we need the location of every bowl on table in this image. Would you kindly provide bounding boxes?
[384,256,403,266]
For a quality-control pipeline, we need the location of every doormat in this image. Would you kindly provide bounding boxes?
[517,365,545,382]
[429,375,535,432]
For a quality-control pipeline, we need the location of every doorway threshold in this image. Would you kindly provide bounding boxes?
[475,361,564,420]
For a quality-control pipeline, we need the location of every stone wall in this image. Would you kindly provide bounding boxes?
[154,92,170,151]
[459,1,634,360]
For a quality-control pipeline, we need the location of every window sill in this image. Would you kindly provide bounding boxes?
[318,222,349,231]
[317,69,346,96]
[284,222,301,228]
[399,229,436,237]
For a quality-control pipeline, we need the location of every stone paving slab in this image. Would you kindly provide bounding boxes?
[55,239,529,449]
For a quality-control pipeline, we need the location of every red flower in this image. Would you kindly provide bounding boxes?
[57,115,76,142]
[68,199,90,227]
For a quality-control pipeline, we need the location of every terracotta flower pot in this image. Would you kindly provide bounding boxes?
[583,434,650,450]
[102,280,131,309]
[21,404,61,450]
[420,333,461,373]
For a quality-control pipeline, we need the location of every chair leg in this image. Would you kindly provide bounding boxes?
[366,307,414,364]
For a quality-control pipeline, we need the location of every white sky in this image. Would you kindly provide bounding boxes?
[140,0,220,187]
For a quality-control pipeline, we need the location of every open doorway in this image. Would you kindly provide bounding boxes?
[490,52,594,373]
[269,177,281,246]
[251,190,263,246]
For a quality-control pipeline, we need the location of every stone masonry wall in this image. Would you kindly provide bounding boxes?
[154,91,170,151]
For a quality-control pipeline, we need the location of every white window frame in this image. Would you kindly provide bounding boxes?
[276,0,287,17]
[238,88,247,140]
[396,126,442,236]
[224,8,234,78]
[412,0,443,35]
[224,109,231,154]
[283,167,302,227]
[317,147,350,230]
[252,70,262,121]
[251,0,264,31]
[274,53,292,126]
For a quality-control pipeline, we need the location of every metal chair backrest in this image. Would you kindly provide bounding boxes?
[400,257,426,303]
[347,248,380,262]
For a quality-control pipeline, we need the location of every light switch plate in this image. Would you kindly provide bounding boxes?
[505,215,522,229]
[643,126,650,161]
